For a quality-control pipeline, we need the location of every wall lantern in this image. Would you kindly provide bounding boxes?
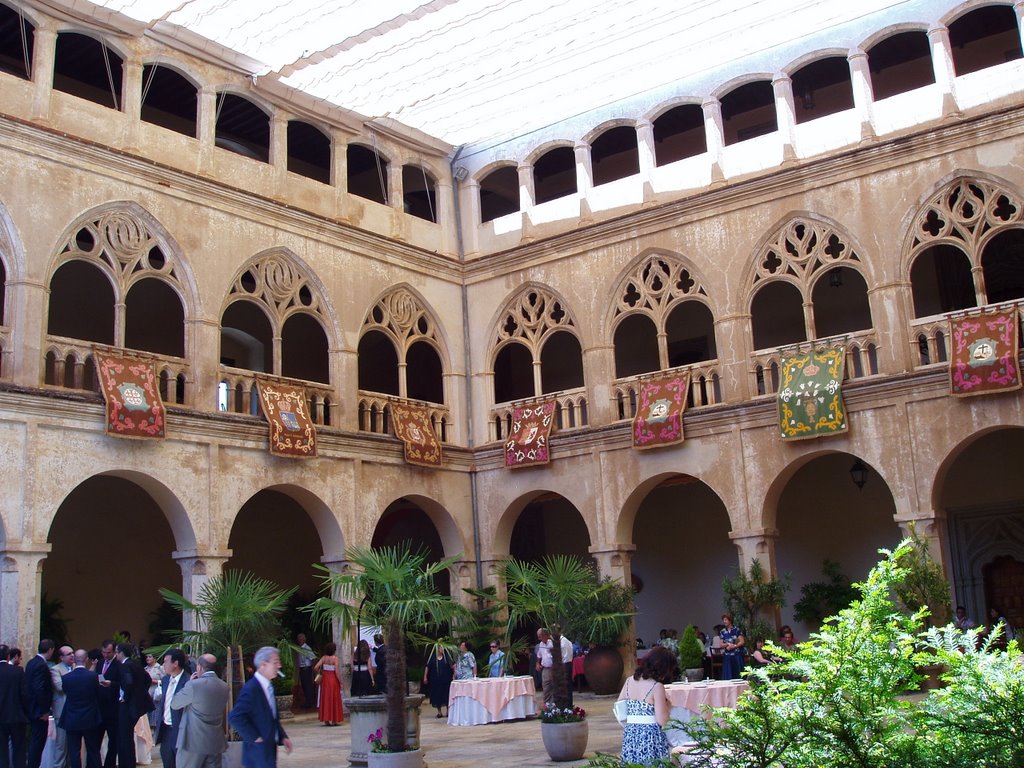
[850,458,869,490]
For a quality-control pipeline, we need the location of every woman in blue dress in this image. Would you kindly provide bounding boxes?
[719,612,746,680]
[617,645,677,765]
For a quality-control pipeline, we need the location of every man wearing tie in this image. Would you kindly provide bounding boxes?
[228,647,292,768]
[59,650,102,768]
[171,655,229,768]
[24,639,54,768]
[51,646,75,768]
[114,644,153,768]
[96,641,120,768]
[154,650,189,768]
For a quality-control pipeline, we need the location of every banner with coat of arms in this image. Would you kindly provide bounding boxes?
[778,346,847,440]
[95,352,166,439]
[505,400,556,468]
[632,370,691,449]
[949,306,1021,397]
[391,402,442,467]
[255,378,317,458]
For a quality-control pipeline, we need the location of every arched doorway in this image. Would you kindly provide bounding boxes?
[509,493,591,563]
[43,475,186,647]
[372,498,451,595]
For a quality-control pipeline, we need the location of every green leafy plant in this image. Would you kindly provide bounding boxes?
[561,573,635,647]
[893,522,951,628]
[678,624,704,672]
[792,559,858,626]
[305,544,471,753]
[721,559,789,643]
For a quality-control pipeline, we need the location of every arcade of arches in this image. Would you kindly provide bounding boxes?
[2,0,1024,654]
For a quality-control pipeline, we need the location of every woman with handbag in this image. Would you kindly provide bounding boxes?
[313,642,345,726]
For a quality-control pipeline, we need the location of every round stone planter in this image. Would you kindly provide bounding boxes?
[367,748,424,768]
[541,720,589,762]
[345,694,424,767]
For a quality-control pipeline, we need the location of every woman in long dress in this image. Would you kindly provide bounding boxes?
[313,641,344,725]
[351,639,375,697]
[454,641,476,680]
[617,645,676,766]
[422,646,453,718]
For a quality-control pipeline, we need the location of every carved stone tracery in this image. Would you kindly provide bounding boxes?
[909,178,1024,261]
[614,254,708,325]
[227,251,325,328]
[495,286,576,352]
[362,286,440,353]
[752,217,861,292]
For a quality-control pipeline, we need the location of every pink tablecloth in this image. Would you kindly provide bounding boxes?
[572,656,585,679]
[665,680,749,718]
[447,676,537,725]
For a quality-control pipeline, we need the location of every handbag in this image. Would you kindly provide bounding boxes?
[612,699,627,726]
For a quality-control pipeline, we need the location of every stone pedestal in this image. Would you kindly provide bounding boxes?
[346,694,424,766]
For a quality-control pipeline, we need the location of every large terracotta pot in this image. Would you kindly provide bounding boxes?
[367,748,424,768]
[541,720,589,762]
[583,646,624,695]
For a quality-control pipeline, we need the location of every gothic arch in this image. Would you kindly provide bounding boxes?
[381,493,466,560]
[616,471,731,544]
[489,283,582,359]
[858,21,932,52]
[361,284,449,365]
[49,201,199,314]
[930,424,1024,512]
[607,250,714,332]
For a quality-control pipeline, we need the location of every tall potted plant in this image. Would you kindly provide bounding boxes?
[563,574,635,694]
[472,556,633,762]
[678,625,705,682]
[305,544,471,768]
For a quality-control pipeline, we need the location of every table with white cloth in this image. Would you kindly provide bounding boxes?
[447,675,538,726]
[664,680,749,747]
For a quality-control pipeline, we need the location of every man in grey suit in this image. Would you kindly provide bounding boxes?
[170,655,229,768]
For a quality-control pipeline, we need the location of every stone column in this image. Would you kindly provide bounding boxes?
[574,142,593,222]
[867,280,914,374]
[269,112,288,193]
[449,561,477,611]
[847,49,876,141]
[31,24,56,120]
[635,120,657,205]
[927,25,960,117]
[0,543,50,647]
[387,159,402,210]
[121,56,143,149]
[713,312,753,402]
[701,98,725,182]
[196,87,219,173]
[728,529,779,574]
[589,544,637,678]
[320,555,349,655]
[186,317,221,411]
[517,163,535,213]
[6,275,48,387]
[171,551,230,633]
[582,343,616,425]
[435,177,455,256]
[771,74,797,162]
[460,177,482,257]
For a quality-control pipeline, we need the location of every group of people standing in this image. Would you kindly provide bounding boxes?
[0,639,232,768]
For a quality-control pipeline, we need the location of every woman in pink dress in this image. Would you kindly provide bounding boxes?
[313,641,345,725]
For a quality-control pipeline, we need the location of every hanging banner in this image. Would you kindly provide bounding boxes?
[391,401,442,467]
[95,351,166,439]
[504,399,556,468]
[255,378,317,458]
[778,346,847,440]
[632,370,691,450]
[949,306,1021,397]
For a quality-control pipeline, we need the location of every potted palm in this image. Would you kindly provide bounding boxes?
[473,556,633,762]
[305,544,471,768]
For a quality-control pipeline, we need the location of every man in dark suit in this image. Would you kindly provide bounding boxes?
[114,644,153,768]
[59,650,102,768]
[153,649,189,768]
[24,639,54,768]
[228,647,292,768]
[95,641,120,768]
[0,643,29,768]
[171,654,229,768]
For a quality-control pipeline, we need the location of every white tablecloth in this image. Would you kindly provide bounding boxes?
[447,676,538,726]
[664,680,749,746]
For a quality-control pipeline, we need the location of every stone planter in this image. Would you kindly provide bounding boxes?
[582,646,624,695]
[685,667,704,683]
[346,694,424,767]
[367,748,424,768]
[275,694,294,720]
[541,720,589,762]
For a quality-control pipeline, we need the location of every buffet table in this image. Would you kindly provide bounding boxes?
[447,676,538,726]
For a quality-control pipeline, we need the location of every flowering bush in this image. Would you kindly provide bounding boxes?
[367,727,387,753]
[540,703,587,723]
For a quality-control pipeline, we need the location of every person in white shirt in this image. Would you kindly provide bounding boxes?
[535,628,554,705]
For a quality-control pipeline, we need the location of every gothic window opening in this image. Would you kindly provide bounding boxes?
[402,164,438,222]
[0,3,33,80]
[53,32,122,110]
[653,104,706,166]
[281,312,330,383]
[721,80,776,145]
[480,165,519,223]
[981,228,1024,304]
[591,126,639,186]
[215,93,269,162]
[347,144,388,204]
[287,121,331,184]
[867,31,934,100]
[540,331,584,393]
[666,301,717,367]
[221,301,272,372]
[140,64,198,137]
[948,5,1023,77]
[614,314,659,378]
[124,277,184,357]
[359,287,446,403]
[493,341,534,403]
[48,260,115,344]
[810,266,873,337]
[751,281,805,350]
[791,56,854,123]
[533,147,577,204]
[910,244,976,317]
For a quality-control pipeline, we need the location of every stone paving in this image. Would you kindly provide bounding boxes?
[187,693,622,768]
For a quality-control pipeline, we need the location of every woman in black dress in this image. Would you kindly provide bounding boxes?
[351,638,375,696]
[422,645,453,718]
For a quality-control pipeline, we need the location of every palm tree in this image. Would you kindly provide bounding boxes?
[305,544,471,753]
[493,555,634,708]
[157,570,296,657]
